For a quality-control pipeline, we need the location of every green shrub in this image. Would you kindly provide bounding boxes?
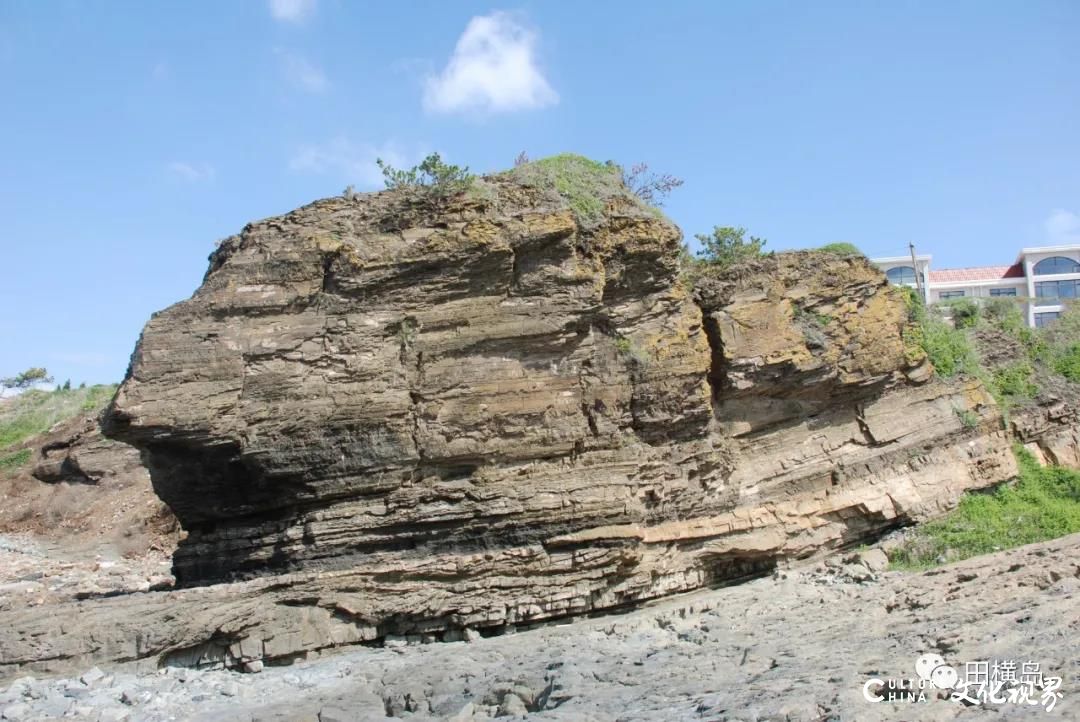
[1028,303,1080,381]
[954,408,979,429]
[695,226,768,267]
[889,447,1080,570]
[1053,342,1080,382]
[376,152,473,198]
[614,336,650,367]
[944,298,980,329]
[895,285,921,321]
[992,362,1038,400]
[902,293,982,376]
[917,310,980,377]
[982,297,1025,335]
[818,242,863,256]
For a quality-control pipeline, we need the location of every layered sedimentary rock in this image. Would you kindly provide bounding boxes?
[1013,402,1080,467]
[106,158,1015,602]
[31,414,147,486]
[0,159,1018,679]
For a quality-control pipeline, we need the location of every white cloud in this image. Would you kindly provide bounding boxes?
[1045,209,1080,244]
[423,11,558,115]
[290,138,426,188]
[278,50,329,93]
[167,162,215,182]
[269,0,316,23]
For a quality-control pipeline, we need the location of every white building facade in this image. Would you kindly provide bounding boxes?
[871,244,1080,328]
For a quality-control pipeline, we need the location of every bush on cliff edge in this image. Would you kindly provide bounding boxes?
[694,226,769,267]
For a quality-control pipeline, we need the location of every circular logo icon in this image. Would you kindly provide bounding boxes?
[915,653,946,681]
[930,664,959,689]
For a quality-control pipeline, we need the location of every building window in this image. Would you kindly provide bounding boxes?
[989,288,1017,297]
[1034,279,1080,306]
[939,290,965,299]
[1035,312,1061,328]
[1033,256,1080,275]
[885,266,917,285]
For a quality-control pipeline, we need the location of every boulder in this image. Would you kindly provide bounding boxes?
[31,416,145,486]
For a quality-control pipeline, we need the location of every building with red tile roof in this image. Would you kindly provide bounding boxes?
[927,264,1024,284]
[872,245,1080,328]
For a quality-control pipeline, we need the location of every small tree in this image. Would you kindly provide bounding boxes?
[1,367,54,394]
[621,163,684,207]
[514,151,530,167]
[695,226,768,267]
[376,152,473,198]
[947,298,980,329]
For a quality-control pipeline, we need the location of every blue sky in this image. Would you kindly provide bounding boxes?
[1,0,1078,386]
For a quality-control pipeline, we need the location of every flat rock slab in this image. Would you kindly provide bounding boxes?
[2,533,1077,721]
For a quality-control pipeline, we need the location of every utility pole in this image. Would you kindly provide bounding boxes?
[909,242,925,301]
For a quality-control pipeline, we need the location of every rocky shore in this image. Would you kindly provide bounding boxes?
[2,532,1075,721]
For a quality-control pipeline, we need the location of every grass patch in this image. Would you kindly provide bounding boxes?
[0,385,117,450]
[818,242,863,257]
[797,308,833,327]
[954,407,979,429]
[614,336,650,368]
[889,447,1080,570]
[0,448,32,475]
[1053,342,1080,382]
[992,361,1038,401]
[508,154,625,226]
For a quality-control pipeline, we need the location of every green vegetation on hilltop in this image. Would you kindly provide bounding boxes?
[372,152,684,226]
[0,384,117,474]
[375,152,474,198]
[889,447,1080,570]
[508,154,626,225]
[818,242,864,257]
[693,226,769,267]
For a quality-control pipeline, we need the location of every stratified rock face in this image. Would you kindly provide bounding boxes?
[1013,402,1080,466]
[32,415,147,486]
[106,162,721,588]
[102,158,1014,638]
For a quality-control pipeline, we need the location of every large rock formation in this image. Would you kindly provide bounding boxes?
[106,154,1016,606]
[0,157,1017,678]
